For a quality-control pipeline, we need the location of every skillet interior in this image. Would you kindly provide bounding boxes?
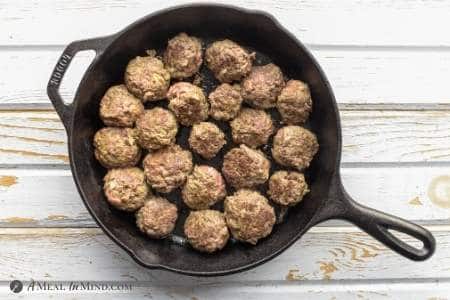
[69,5,340,275]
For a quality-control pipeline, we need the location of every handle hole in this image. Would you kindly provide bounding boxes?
[59,50,96,105]
[386,228,425,250]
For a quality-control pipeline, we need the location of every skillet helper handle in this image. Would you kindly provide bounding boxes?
[47,37,109,131]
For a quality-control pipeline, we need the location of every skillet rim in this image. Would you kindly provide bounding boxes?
[68,3,343,276]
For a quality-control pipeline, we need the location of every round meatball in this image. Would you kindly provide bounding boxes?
[99,84,144,127]
[230,108,274,148]
[222,144,270,189]
[143,144,193,193]
[184,210,229,253]
[136,196,178,239]
[136,107,178,150]
[272,126,319,170]
[167,82,209,126]
[164,32,203,79]
[182,165,226,210]
[205,39,253,83]
[241,63,285,109]
[93,127,141,168]
[188,122,226,159]
[208,83,243,121]
[125,55,170,102]
[224,189,275,245]
[103,167,149,212]
[268,171,309,206]
[277,80,312,124]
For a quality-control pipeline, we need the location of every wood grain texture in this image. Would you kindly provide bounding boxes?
[0,166,449,228]
[0,49,96,107]
[2,48,450,107]
[0,110,448,165]
[0,111,67,164]
[0,227,448,282]
[342,110,450,163]
[0,280,449,300]
[2,0,450,46]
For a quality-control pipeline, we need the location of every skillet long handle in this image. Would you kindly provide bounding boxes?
[345,197,435,261]
[313,175,435,261]
[47,36,111,131]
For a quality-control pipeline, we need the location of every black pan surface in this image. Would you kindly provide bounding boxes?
[48,4,435,276]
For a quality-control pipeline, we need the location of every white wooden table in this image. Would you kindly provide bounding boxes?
[1,1,450,299]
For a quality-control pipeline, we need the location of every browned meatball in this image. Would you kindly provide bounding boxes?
[167,82,209,126]
[163,32,203,79]
[99,84,144,127]
[136,107,178,150]
[125,55,170,102]
[268,171,309,206]
[184,210,229,253]
[136,196,178,239]
[241,63,285,109]
[93,127,141,168]
[188,122,226,159]
[222,144,270,189]
[272,126,319,170]
[208,83,243,121]
[103,167,149,212]
[230,108,274,148]
[143,144,193,193]
[205,39,254,83]
[224,189,275,245]
[277,80,312,124]
[182,165,226,210]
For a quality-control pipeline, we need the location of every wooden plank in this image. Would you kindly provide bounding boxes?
[2,0,450,46]
[0,169,91,227]
[0,227,448,282]
[2,49,450,107]
[0,49,96,107]
[0,280,449,300]
[341,110,450,163]
[0,166,449,228]
[0,110,449,165]
[0,111,68,164]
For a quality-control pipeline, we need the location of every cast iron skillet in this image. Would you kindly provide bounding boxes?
[47,4,435,276]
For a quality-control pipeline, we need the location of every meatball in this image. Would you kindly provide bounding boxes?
[136,107,178,150]
[182,165,226,210]
[103,167,149,212]
[224,189,275,245]
[268,171,309,206]
[93,127,141,168]
[277,80,312,124]
[241,63,285,109]
[167,82,209,126]
[222,144,270,189]
[230,108,274,148]
[136,196,178,239]
[143,144,193,193]
[164,32,203,79]
[99,84,144,127]
[208,83,243,121]
[205,39,253,83]
[125,55,170,102]
[188,122,226,159]
[184,210,229,253]
[272,126,319,170]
